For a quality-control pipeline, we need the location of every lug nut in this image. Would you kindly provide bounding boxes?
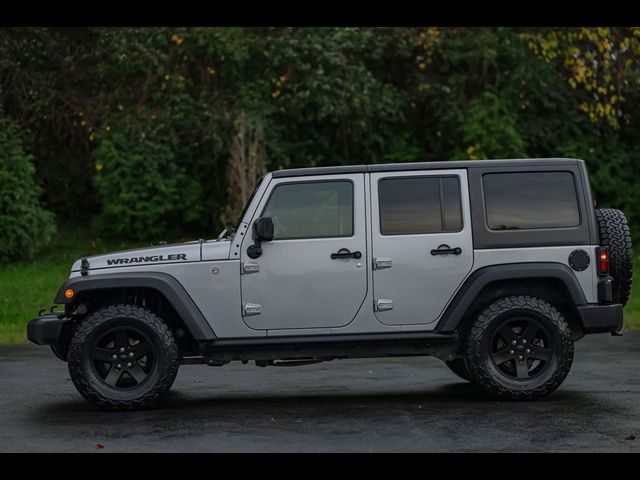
[511,340,517,345]
[518,355,523,361]
[111,354,117,360]
[116,364,122,369]
[526,348,531,354]
[509,350,515,355]
[127,362,133,368]
[129,352,134,358]
[522,339,527,344]
[120,347,125,353]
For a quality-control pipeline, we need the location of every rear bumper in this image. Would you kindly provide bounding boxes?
[577,303,624,334]
[27,313,72,345]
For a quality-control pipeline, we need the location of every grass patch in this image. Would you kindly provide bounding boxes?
[2,230,640,343]
[0,228,144,343]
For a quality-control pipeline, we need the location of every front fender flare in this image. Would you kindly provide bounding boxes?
[55,272,216,340]
[435,262,588,332]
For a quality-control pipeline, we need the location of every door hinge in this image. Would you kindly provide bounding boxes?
[374,299,394,311]
[373,257,392,270]
[241,262,260,274]
[243,303,262,316]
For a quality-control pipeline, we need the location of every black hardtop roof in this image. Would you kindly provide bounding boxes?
[271,158,583,178]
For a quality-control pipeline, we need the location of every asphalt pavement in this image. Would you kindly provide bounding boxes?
[1,332,639,452]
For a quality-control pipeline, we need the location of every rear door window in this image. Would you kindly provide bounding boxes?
[378,176,462,235]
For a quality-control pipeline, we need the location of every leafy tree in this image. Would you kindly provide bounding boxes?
[92,118,204,240]
[524,27,640,128]
[0,114,55,261]
[1,27,639,243]
[455,91,526,159]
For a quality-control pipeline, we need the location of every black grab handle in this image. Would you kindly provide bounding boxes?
[430,244,462,256]
[331,248,362,260]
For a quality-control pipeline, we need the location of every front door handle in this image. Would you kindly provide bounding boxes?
[430,244,462,256]
[331,248,362,260]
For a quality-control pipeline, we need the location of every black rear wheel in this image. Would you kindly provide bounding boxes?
[488,316,553,381]
[464,295,574,400]
[68,304,179,410]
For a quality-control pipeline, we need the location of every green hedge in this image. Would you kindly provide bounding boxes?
[0,114,55,262]
[1,27,639,242]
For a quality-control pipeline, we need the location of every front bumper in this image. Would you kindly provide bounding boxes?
[27,312,72,345]
[577,303,624,335]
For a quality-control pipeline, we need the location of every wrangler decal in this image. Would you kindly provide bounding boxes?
[106,253,187,265]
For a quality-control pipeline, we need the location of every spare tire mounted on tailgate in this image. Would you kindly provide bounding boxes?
[595,208,633,305]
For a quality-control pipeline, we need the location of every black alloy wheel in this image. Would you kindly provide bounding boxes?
[464,295,574,400]
[91,326,155,389]
[67,304,179,410]
[489,316,552,381]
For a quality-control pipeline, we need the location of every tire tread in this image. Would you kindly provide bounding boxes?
[464,295,574,400]
[67,304,179,410]
[595,208,633,306]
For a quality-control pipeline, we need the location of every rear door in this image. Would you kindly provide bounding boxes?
[370,169,473,326]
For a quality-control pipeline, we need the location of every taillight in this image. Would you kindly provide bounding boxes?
[596,246,610,276]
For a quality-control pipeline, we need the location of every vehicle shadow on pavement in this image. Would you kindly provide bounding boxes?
[31,381,597,421]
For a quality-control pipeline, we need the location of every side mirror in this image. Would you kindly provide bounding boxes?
[253,216,274,242]
[247,217,274,259]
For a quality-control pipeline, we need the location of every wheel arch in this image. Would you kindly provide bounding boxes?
[55,272,216,342]
[435,263,588,338]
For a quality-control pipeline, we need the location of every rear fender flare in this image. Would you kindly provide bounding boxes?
[435,263,588,332]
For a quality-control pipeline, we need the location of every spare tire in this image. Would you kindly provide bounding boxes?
[595,208,633,305]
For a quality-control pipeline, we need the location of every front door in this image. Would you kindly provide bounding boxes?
[370,169,474,326]
[240,174,368,331]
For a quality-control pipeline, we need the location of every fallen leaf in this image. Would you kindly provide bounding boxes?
[625,435,636,441]
[95,443,105,449]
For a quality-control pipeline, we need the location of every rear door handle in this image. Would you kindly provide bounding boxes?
[430,244,462,256]
[331,248,362,260]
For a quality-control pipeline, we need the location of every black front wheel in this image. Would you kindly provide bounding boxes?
[67,304,179,410]
[463,296,574,400]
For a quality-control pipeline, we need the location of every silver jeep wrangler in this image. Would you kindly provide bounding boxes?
[28,158,633,410]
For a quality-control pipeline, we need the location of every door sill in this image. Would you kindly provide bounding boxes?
[205,330,458,348]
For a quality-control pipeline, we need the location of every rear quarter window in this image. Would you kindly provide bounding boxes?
[483,172,580,230]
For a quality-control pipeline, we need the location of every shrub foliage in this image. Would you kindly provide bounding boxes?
[0,114,55,261]
[1,27,639,243]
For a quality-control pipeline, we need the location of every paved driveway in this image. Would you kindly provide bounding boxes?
[1,332,639,452]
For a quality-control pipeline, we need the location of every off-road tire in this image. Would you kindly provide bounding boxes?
[464,296,574,400]
[67,304,179,410]
[595,208,633,306]
[445,358,472,382]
